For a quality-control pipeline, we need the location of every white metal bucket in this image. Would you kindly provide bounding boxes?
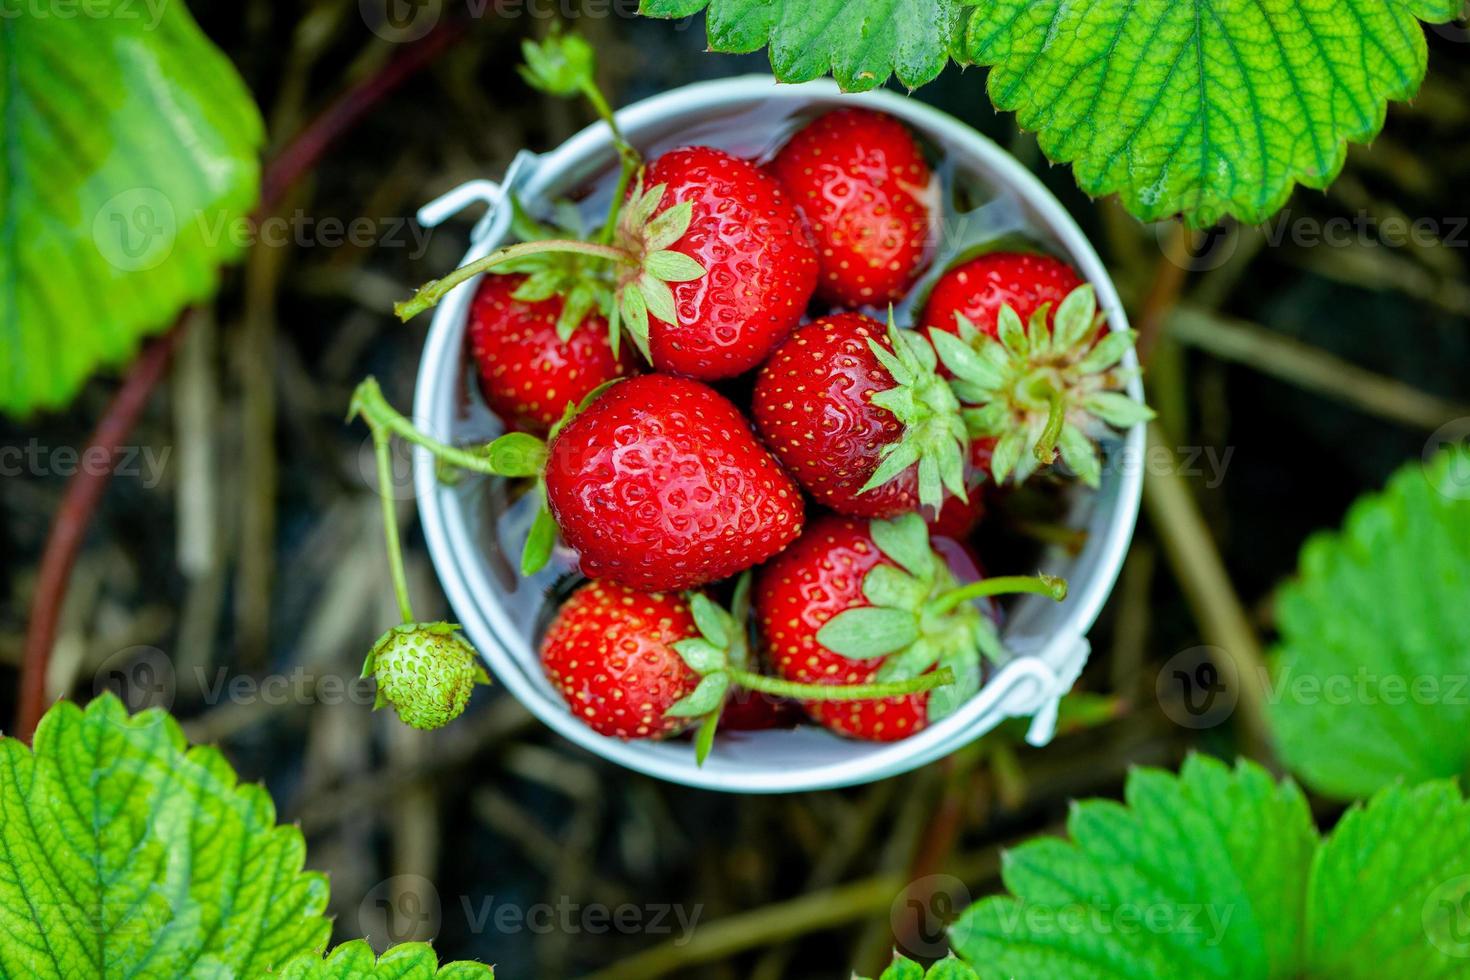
[411,76,1145,793]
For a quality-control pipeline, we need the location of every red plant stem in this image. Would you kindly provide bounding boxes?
[14,22,466,742]
[16,324,187,738]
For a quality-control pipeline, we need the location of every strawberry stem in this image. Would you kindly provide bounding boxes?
[929,574,1068,616]
[370,428,415,624]
[1034,386,1066,465]
[727,667,956,702]
[396,239,630,321]
[349,378,539,478]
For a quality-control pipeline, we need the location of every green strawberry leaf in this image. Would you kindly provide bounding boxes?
[642,1,1458,226]
[278,939,493,978]
[0,0,264,416]
[960,0,1462,226]
[1268,447,1470,800]
[949,756,1470,978]
[638,0,966,92]
[0,695,330,977]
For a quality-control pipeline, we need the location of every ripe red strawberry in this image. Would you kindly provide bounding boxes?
[541,581,703,739]
[545,374,804,591]
[771,109,933,307]
[920,252,1084,340]
[541,576,954,758]
[622,146,818,379]
[752,312,970,518]
[467,274,637,434]
[754,513,1064,741]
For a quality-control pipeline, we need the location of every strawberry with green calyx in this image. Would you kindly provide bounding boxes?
[752,311,970,519]
[928,283,1154,488]
[755,513,1066,741]
[350,384,491,731]
[349,374,805,592]
[394,32,707,360]
[541,576,956,766]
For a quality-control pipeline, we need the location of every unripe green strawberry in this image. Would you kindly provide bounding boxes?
[362,622,490,731]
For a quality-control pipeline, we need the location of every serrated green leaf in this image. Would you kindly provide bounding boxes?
[278,939,493,979]
[640,0,966,92]
[0,1,265,416]
[1307,780,1470,976]
[874,953,925,980]
[924,955,980,980]
[817,607,920,659]
[961,0,1461,227]
[870,513,934,578]
[667,672,730,718]
[1268,448,1470,800]
[0,695,330,977]
[950,756,1317,978]
[945,756,1470,978]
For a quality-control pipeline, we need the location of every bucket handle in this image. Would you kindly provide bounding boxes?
[976,635,1091,747]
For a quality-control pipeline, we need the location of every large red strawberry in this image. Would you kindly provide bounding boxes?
[617,147,818,379]
[754,512,1065,741]
[771,108,933,307]
[350,374,804,591]
[467,274,637,434]
[752,312,970,519]
[920,252,1084,340]
[541,577,955,760]
[544,375,804,590]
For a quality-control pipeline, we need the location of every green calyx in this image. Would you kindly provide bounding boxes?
[814,514,1068,724]
[862,314,972,515]
[395,31,707,357]
[669,573,957,765]
[606,176,707,360]
[363,622,490,731]
[929,283,1155,488]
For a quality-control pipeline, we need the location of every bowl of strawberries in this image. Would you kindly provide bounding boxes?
[390,51,1148,792]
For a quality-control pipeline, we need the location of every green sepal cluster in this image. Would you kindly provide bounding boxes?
[491,199,619,343]
[519,30,597,97]
[668,573,756,765]
[930,283,1153,488]
[362,622,491,731]
[816,515,1018,723]
[862,315,972,514]
[610,177,708,359]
